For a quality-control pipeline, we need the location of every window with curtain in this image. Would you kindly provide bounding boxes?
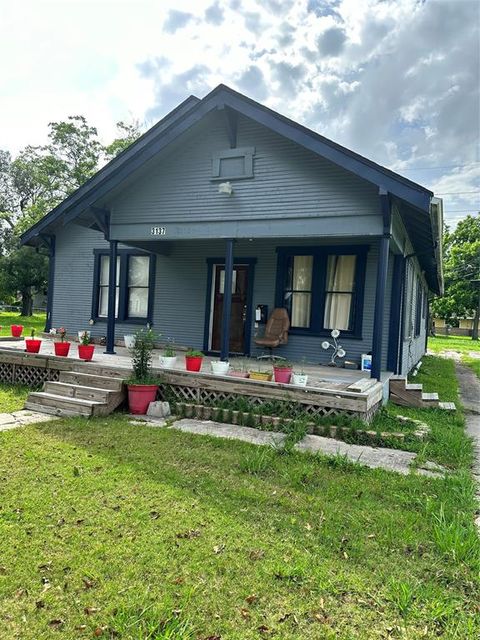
[93,250,154,322]
[98,255,120,318]
[324,255,356,331]
[277,246,367,337]
[284,255,313,328]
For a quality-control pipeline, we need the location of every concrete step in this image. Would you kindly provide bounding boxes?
[44,381,113,403]
[59,371,123,391]
[439,401,456,411]
[27,392,103,417]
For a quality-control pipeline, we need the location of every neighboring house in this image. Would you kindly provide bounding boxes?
[20,85,443,379]
[433,316,474,336]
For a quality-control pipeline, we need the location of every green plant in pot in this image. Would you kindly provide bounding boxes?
[25,327,42,353]
[78,331,95,361]
[292,357,309,387]
[185,348,204,372]
[126,328,159,414]
[273,360,293,384]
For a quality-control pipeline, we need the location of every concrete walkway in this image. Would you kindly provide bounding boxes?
[0,410,58,431]
[455,364,480,529]
[135,417,444,477]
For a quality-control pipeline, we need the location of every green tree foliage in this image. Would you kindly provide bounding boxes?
[0,116,141,316]
[431,214,480,339]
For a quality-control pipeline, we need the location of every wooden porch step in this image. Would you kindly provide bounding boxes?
[346,378,377,393]
[26,392,104,417]
[59,371,124,391]
[439,401,456,411]
[44,381,113,403]
[405,383,423,392]
[421,392,439,404]
[24,402,88,418]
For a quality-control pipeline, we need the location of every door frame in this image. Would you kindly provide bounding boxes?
[204,257,257,356]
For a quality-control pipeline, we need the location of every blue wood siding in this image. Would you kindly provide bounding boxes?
[110,112,382,239]
[51,225,396,370]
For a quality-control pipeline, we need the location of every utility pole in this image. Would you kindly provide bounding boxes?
[472,279,480,341]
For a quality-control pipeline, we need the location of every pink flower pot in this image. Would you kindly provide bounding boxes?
[127,384,158,415]
[273,367,293,384]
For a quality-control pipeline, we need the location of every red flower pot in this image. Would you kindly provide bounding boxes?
[54,342,71,357]
[25,339,42,353]
[11,325,24,337]
[78,344,95,361]
[273,367,293,384]
[185,356,203,372]
[127,384,158,415]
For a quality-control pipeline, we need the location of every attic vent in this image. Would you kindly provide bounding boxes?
[212,147,255,181]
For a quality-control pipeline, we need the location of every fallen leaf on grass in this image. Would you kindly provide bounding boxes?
[258,625,272,634]
[35,600,45,609]
[149,511,160,520]
[82,577,96,590]
[213,544,225,554]
[48,619,64,628]
[245,594,258,605]
[176,529,201,539]
[248,549,265,561]
[240,608,250,620]
[84,606,100,615]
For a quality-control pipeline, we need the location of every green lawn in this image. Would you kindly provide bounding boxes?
[0,384,30,413]
[0,311,47,338]
[0,357,479,639]
[428,335,480,380]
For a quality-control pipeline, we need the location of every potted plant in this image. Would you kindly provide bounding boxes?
[124,334,136,349]
[228,359,250,378]
[78,331,95,361]
[185,348,204,372]
[273,360,293,384]
[25,328,42,353]
[51,327,71,357]
[159,337,177,368]
[249,367,272,381]
[126,328,159,414]
[78,330,91,342]
[11,324,24,337]
[211,360,230,376]
[291,358,308,387]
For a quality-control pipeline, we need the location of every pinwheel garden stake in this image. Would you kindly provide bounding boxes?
[321,329,346,366]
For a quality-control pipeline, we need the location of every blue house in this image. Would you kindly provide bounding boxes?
[21,85,443,380]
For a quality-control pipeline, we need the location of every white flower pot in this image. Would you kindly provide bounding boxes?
[124,334,136,349]
[291,373,308,387]
[159,355,177,369]
[211,361,230,376]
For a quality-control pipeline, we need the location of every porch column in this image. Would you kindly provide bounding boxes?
[105,239,118,355]
[44,235,55,332]
[371,190,392,380]
[220,238,234,361]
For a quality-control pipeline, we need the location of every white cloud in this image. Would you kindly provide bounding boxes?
[0,0,478,225]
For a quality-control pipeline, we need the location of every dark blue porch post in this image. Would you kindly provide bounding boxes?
[371,189,392,381]
[44,235,55,332]
[105,240,118,355]
[220,239,234,361]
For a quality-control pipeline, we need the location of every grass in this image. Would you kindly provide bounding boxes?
[0,384,30,413]
[0,311,47,338]
[0,355,479,639]
[428,335,480,379]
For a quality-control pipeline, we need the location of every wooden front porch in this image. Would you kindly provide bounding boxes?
[0,339,384,421]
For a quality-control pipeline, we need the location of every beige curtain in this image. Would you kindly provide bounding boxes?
[291,255,313,327]
[324,255,356,330]
[98,255,120,318]
[128,256,150,317]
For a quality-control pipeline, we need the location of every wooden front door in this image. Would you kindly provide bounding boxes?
[211,265,249,353]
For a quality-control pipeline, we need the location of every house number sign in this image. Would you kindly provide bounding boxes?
[150,226,166,236]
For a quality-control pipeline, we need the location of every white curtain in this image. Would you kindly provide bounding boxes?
[128,256,149,317]
[98,255,120,317]
[324,255,356,330]
[291,255,312,328]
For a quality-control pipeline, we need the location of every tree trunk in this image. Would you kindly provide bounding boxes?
[21,289,33,316]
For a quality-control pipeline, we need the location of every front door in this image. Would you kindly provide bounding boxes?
[211,265,249,353]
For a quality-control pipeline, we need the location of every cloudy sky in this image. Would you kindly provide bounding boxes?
[1,0,478,226]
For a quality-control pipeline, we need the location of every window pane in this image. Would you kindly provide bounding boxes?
[326,255,356,292]
[324,293,353,330]
[128,288,148,317]
[218,269,237,295]
[293,255,313,290]
[128,256,150,287]
[291,292,311,328]
[98,286,119,318]
[100,255,120,286]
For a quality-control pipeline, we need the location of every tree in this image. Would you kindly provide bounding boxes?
[0,115,141,316]
[431,213,480,340]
